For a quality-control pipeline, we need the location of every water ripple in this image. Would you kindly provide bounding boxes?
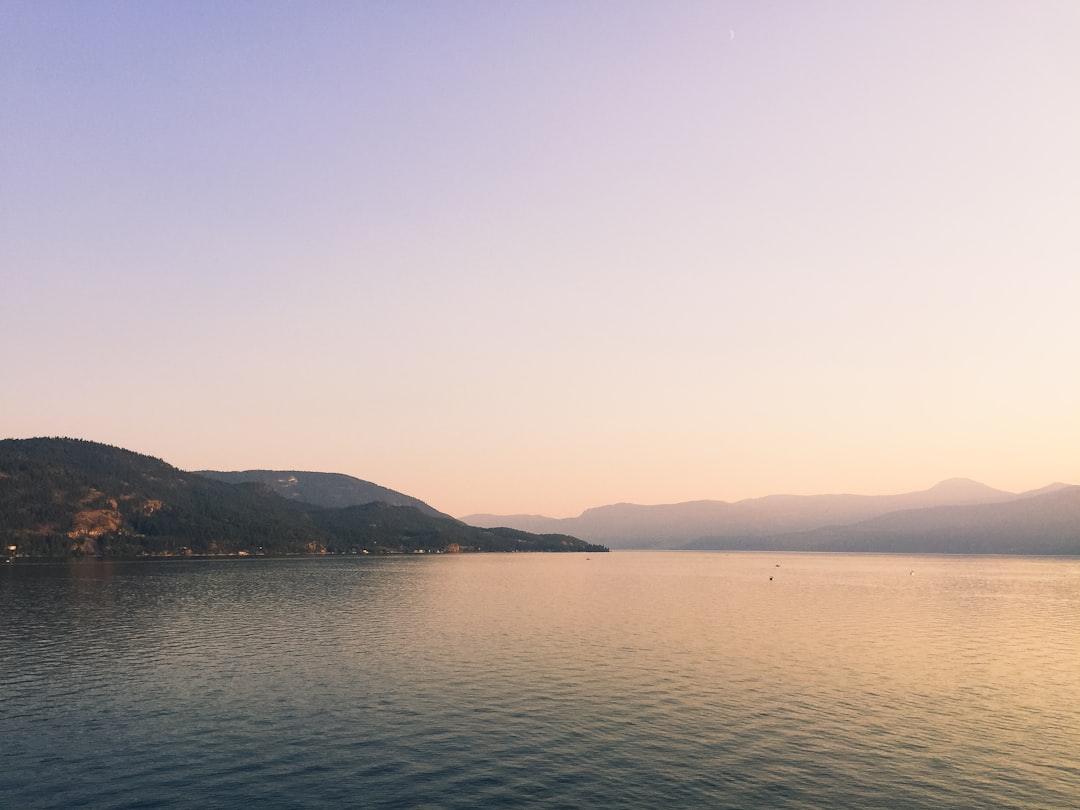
[2,553,1078,808]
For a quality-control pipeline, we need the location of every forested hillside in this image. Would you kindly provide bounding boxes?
[0,438,605,558]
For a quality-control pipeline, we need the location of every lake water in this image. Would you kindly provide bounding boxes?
[2,552,1078,808]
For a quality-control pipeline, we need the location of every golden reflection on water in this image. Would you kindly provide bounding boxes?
[405,551,1080,789]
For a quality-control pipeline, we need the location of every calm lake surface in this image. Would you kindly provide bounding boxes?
[2,551,1078,808]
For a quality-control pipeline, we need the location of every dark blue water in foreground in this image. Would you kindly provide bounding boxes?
[2,552,1079,808]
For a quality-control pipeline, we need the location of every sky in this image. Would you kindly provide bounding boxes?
[3,1,1079,518]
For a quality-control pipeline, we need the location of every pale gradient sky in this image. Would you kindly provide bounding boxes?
[3,1,1079,518]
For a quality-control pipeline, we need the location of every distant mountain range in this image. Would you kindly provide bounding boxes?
[0,438,605,558]
[464,479,1080,555]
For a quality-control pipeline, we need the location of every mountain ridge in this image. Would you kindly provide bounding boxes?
[196,469,451,519]
[683,486,1080,556]
[464,478,1078,551]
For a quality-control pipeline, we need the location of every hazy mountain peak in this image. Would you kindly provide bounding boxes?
[918,478,1011,499]
[927,477,995,491]
[1020,482,1074,496]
